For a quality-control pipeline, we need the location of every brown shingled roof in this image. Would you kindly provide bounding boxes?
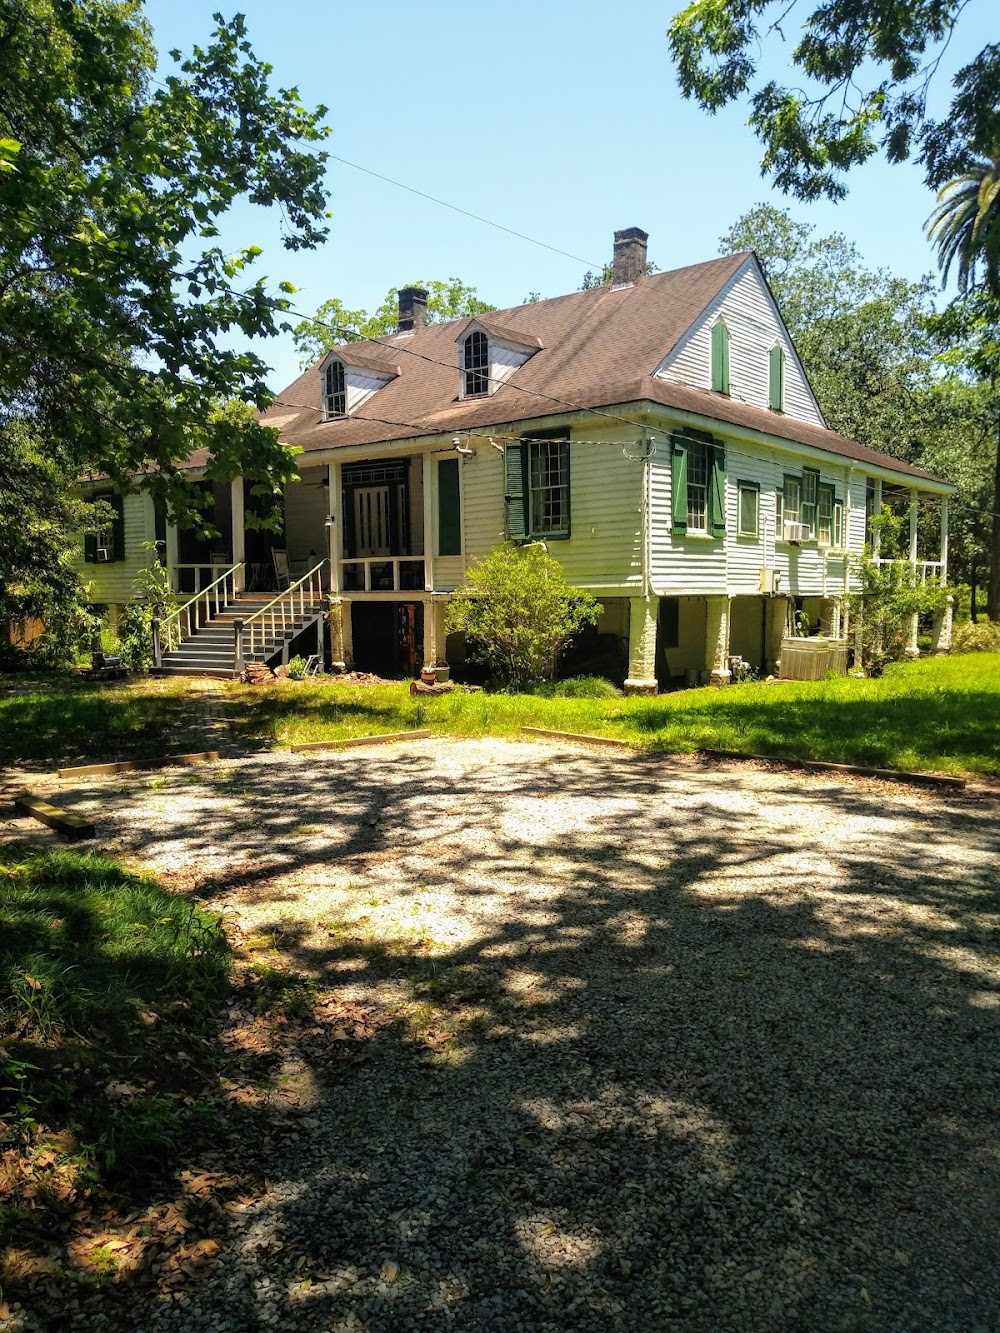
[261,252,949,487]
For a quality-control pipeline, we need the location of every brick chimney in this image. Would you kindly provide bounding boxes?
[611,227,648,287]
[398,286,428,333]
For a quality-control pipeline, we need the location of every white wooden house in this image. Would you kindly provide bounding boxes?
[77,228,955,686]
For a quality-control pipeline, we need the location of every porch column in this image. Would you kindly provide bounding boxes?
[327,597,350,673]
[328,462,342,594]
[165,521,179,593]
[931,594,954,655]
[231,477,245,590]
[624,596,659,696]
[422,595,437,669]
[703,595,731,686]
[872,479,883,555]
[905,488,920,657]
[764,597,788,676]
[939,495,949,583]
[422,452,435,592]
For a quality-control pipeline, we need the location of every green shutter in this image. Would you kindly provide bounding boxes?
[769,345,784,411]
[84,531,97,563]
[111,494,125,561]
[711,322,730,395]
[438,459,461,556]
[709,441,726,537]
[504,442,527,541]
[670,433,688,535]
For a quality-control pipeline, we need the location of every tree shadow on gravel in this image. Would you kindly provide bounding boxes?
[16,745,1000,1333]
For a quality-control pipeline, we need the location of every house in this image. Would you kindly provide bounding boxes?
[77,227,955,687]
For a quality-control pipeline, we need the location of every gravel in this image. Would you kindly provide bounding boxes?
[6,739,1000,1332]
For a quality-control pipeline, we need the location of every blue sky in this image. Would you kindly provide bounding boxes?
[144,0,991,391]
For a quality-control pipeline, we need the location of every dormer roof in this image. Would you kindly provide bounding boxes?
[457,317,544,351]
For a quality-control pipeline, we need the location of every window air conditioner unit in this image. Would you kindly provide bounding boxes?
[784,523,810,543]
[759,567,780,595]
[96,547,112,562]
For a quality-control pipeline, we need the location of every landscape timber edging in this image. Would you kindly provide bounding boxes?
[698,748,967,790]
[519,727,967,790]
[13,793,96,841]
[58,751,225,779]
[520,726,635,750]
[289,730,433,754]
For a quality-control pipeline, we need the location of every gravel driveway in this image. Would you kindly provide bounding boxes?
[24,739,1000,1331]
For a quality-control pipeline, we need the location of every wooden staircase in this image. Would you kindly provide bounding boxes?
[154,562,327,679]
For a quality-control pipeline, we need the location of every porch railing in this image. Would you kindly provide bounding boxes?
[170,562,236,595]
[235,559,327,670]
[153,562,244,666]
[340,557,427,593]
[874,557,945,583]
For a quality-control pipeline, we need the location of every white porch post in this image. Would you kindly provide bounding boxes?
[327,462,342,594]
[231,476,245,590]
[704,596,732,686]
[165,521,179,593]
[624,596,659,695]
[422,452,435,592]
[905,488,920,657]
[940,495,949,583]
[872,478,883,555]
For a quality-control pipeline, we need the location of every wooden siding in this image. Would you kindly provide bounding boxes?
[75,492,155,604]
[283,469,329,566]
[651,427,867,598]
[345,368,393,415]
[655,260,825,428]
[490,339,533,390]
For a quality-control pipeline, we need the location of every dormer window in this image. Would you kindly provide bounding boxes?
[324,359,346,419]
[462,330,489,397]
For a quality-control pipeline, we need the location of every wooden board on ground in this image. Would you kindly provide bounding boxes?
[290,730,432,754]
[521,726,635,750]
[13,793,96,841]
[58,751,225,779]
[699,748,967,790]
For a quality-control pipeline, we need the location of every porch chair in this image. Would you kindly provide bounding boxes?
[271,548,291,592]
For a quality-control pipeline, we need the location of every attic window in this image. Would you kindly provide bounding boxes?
[324,359,346,419]
[462,330,489,397]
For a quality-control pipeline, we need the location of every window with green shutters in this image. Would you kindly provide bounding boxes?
[782,476,800,533]
[711,321,730,395]
[768,344,784,412]
[505,430,570,540]
[672,431,725,537]
[817,483,834,545]
[438,458,461,556]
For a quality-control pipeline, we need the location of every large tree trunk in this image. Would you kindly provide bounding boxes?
[990,415,1000,621]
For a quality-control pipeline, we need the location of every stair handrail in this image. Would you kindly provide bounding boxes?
[235,558,327,670]
[153,562,244,665]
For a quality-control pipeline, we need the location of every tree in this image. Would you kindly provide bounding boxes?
[445,544,601,690]
[927,153,1000,293]
[0,1,329,524]
[668,1,1000,202]
[292,279,495,367]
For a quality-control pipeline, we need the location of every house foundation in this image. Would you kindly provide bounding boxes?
[931,595,954,654]
[703,595,731,685]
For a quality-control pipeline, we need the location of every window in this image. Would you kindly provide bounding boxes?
[782,476,800,532]
[528,438,570,536]
[711,321,730,395]
[504,431,570,539]
[83,493,124,563]
[817,484,835,545]
[833,498,845,549]
[687,438,709,532]
[462,330,489,397]
[737,481,759,537]
[438,458,461,556]
[801,468,819,536]
[769,344,784,412]
[323,359,346,418]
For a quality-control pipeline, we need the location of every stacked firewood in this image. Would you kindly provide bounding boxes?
[240,662,274,685]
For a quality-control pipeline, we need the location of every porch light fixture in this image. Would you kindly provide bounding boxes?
[324,514,335,528]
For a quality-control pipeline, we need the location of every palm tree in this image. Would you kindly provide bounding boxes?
[926,154,1000,294]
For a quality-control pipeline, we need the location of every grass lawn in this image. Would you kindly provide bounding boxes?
[1,653,999,776]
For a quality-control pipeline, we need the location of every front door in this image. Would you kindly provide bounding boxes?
[353,486,391,557]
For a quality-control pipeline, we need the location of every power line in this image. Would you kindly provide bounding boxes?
[329,155,603,270]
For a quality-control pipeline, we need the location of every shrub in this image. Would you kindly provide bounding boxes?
[952,620,1000,653]
[445,543,601,690]
[117,545,174,671]
[529,675,622,699]
[286,655,308,680]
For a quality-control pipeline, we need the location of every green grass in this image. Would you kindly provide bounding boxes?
[1,654,999,776]
[248,653,1000,776]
